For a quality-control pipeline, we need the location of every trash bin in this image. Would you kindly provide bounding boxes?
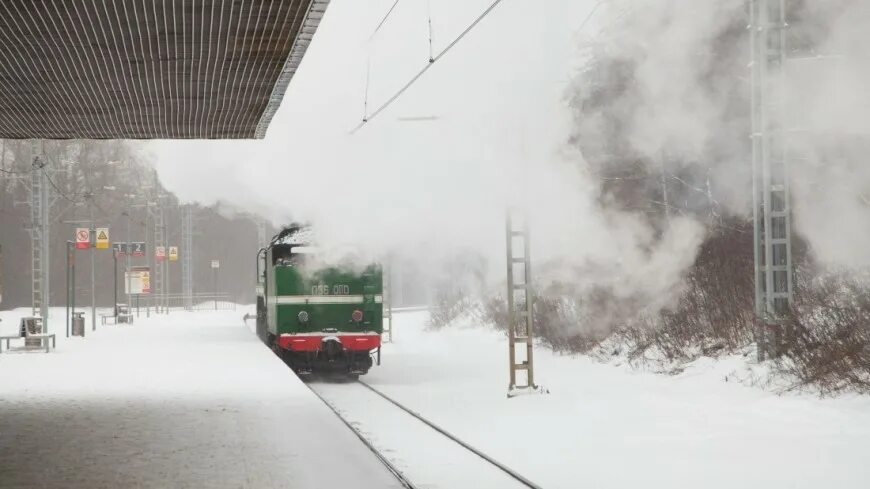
[72,312,85,337]
[116,304,130,323]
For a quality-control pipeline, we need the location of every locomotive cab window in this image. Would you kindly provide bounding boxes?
[272,244,315,267]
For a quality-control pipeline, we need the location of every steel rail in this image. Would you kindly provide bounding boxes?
[357,380,543,489]
[304,382,417,489]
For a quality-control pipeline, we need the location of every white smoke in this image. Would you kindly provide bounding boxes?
[786,0,870,268]
[144,0,870,320]
[145,0,708,312]
[569,0,870,285]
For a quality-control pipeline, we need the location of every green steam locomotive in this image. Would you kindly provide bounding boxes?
[256,226,383,377]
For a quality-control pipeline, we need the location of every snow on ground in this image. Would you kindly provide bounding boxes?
[367,311,870,489]
[0,307,403,489]
[3,306,868,489]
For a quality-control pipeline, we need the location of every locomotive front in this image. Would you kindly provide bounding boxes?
[257,228,383,377]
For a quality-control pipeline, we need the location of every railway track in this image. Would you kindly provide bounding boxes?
[306,379,542,489]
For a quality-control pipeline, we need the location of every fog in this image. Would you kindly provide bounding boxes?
[150,0,616,279]
[149,0,870,313]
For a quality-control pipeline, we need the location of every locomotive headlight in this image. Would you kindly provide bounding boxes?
[297,310,310,323]
[351,309,364,323]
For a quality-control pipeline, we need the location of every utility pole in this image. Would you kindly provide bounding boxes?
[89,206,96,331]
[212,260,219,310]
[182,205,194,310]
[125,201,132,314]
[750,0,793,360]
[113,247,118,316]
[161,203,168,311]
[70,242,75,336]
[65,241,72,337]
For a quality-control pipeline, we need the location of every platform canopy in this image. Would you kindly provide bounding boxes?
[0,0,328,140]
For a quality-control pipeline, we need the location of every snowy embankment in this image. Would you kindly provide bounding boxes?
[368,311,870,489]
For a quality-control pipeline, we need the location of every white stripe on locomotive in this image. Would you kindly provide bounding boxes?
[273,295,383,305]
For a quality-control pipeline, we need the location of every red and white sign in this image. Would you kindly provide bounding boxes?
[75,228,90,250]
[155,246,166,262]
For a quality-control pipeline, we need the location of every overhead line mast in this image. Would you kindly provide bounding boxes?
[29,141,50,324]
[182,205,194,311]
[750,0,793,360]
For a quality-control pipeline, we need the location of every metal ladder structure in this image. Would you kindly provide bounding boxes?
[152,198,167,313]
[181,205,194,311]
[750,0,793,360]
[505,210,540,396]
[29,141,50,325]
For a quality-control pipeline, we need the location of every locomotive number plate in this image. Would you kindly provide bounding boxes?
[311,284,350,295]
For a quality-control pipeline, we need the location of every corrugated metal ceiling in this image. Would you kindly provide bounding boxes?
[0,0,329,139]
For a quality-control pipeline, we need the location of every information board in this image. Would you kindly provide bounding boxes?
[124,266,152,294]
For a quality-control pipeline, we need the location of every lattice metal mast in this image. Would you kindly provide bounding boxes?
[505,210,539,396]
[750,0,793,360]
[182,205,194,311]
[153,197,167,313]
[29,141,50,324]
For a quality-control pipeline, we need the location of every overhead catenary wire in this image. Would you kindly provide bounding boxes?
[362,57,371,121]
[427,0,434,62]
[37,152,93,205]
[363,0,405,122]
[578,0,607,34]
[351,0,508,134]
[368,0,403,41]
[41,165,87,205]
[352,0,610,134]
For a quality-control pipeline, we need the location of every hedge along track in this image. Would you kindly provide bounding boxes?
[305,378,543,489]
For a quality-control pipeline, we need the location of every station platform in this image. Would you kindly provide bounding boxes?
[0,308,402,488]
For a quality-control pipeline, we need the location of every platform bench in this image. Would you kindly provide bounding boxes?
[0,333,55,353]
[0,335,21,353]
[101,313,133,325]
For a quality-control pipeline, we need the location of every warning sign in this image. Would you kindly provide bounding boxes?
[156,246,166,262]
[140,271,151,294]
[75,228,90,250]
[169,246,178,261]
[95,228,109,249]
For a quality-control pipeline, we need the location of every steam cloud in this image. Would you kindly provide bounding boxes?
[146,0,870,316]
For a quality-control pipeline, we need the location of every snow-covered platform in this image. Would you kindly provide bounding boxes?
[0,308,402,488]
